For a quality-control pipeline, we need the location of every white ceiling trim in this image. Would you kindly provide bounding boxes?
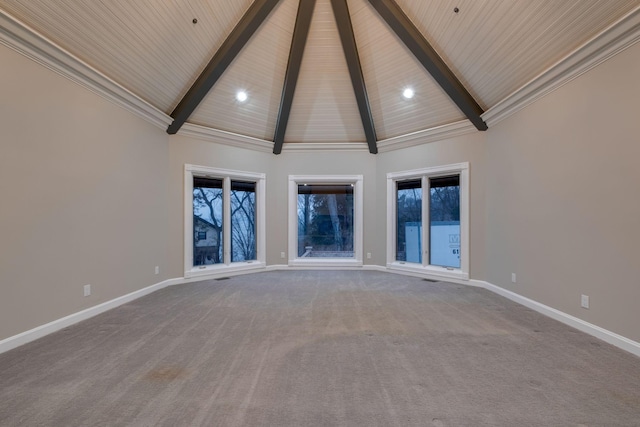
[179,123,274,153]
[179,123,372,153]
[483,6,640,127]
[2,6,639,153]
[377,120,477,153]
[0,10,171,129]
[282,142,370,153]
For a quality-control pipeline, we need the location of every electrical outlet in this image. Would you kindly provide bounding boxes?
[281,252,286,259]
[155,266,159,275]
[511,273,516,283]
[581,294,590,309]
[83,284,91,297]
[367,252,372,259]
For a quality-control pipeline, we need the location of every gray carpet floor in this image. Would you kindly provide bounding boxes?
[1,270,639,426]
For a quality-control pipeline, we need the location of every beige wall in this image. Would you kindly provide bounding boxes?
[166,136,276,275]
[167,137,378,271]
[167,133,485,275]
[271,150,379,265]
[485,41,640,342]
[377,133,488,279]
[0,45,170,340]
[2,31,639,347]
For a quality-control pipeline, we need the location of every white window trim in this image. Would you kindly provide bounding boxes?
[386,162,469,281]
[288,175,363,267]
[184,164,266,278]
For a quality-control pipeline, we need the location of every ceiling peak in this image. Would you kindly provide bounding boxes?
[167,0,282,135]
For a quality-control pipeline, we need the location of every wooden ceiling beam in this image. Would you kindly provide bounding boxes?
[273,0,317,154]
[367,0,488,131]
[167,0,282,135]
[331,0,378,154]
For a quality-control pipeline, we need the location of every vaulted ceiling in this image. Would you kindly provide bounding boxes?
[1,0,638,153]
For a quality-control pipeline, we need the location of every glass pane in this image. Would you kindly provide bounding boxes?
[297,184,354,258]
[231,181,256,262]
[193,177,223,266]
[396,180,422,263]
[429,176,460,268]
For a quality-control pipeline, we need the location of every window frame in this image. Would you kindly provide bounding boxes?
[185,164,266,278]
[288,175,363,267]
[386,163,469,280]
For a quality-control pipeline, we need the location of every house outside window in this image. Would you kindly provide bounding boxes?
[185,165,265,278]
[387,163,469,280]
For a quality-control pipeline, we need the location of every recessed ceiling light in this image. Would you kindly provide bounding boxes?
[236,91,248,102]
[402,88,415,99]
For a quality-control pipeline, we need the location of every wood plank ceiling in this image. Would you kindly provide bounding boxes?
[1,0,638,152]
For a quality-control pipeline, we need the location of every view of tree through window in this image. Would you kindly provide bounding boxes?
[297,184,354,258]
[396,180,422,263]
[231,181,256,262]
[193,177,223,266]
[192,177,257,266]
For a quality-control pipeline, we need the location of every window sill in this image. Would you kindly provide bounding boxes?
[387,262,468,281]
[185,261,265,279]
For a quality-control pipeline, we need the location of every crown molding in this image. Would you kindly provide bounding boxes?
[178,124,373,153]
[178,123,274,153]
[2,6,638,151]
[483,6,640,127]
[282,142,370,153]
[377,120,477,152]
[0,11,171,129]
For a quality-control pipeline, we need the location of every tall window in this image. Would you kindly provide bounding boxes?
[193,177,223,266]
[231,181,256,262]
[185,165,265,278]
[387,163,468,279]
[289,175,363,266]
[429,176,460,268]
[396,179,422,263]
[297,184,354,258]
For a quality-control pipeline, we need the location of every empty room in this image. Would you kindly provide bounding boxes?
[1,0,639,425]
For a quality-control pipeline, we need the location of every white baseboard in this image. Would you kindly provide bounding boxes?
[363,265,388,273]
[0,278,176,355]
[266,264,387,272]
[471,280,640,358]
[3,269,638,359]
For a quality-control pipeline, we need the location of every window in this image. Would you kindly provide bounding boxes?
[185,165,265,277]
[387,163,469,280]
[230,181,256,262]
[396,179,422,263]
[289,175,363,266]
[429,175,460,268]
[193,177,223,266]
